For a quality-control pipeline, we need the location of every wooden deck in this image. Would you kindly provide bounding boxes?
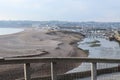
[0,57,120,80]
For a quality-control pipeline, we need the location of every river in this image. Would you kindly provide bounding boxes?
[75,37,120,79]
[78,38,120,58]
[67,37,120,79]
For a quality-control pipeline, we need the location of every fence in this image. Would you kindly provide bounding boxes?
[0,57,120,80]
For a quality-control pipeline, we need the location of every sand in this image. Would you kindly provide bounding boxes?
[0,28,87,80]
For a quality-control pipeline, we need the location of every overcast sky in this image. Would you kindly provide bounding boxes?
[0,0,120,22]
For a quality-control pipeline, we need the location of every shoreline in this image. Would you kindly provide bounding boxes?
[0,28,24,36]
[0,28,88,79]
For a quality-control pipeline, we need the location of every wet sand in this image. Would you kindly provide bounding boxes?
[0,28,87,80]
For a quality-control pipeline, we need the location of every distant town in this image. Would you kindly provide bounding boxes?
[0,20,120,41]
[0,21,120,29]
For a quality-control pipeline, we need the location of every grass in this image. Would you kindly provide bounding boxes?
[90,43,101,47]
[84,50,89,55]
[86,40,100,44]
[85,40,101,47]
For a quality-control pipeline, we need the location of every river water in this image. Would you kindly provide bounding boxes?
[68,37,120,74]
[74,38,120,80]
[78,38,120,58]
[0,28,23,35]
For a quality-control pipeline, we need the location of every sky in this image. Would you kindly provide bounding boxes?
[0,0,120,22]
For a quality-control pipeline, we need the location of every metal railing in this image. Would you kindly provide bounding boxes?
[0,57,120,80]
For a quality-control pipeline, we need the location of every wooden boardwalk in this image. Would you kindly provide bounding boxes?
[0,57,120,80]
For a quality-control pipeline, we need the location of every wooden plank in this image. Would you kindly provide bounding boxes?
[91,62,97,80]
[24,63,31,80]
[51,62,57,80]
[2,57,120,65]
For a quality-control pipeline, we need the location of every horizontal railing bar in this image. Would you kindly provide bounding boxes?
[1,57,120,65]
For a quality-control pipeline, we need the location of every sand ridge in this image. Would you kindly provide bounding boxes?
[0,28,86,58]
[0,28,87,80]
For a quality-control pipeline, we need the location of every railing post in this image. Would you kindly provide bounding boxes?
[91,62,97,80]
[51,62,57,80]
[24,63,31,80]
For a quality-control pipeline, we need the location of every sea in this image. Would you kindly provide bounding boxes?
[0,28,23,35]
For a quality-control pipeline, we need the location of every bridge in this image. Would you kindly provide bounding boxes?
[0,57,120,80]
